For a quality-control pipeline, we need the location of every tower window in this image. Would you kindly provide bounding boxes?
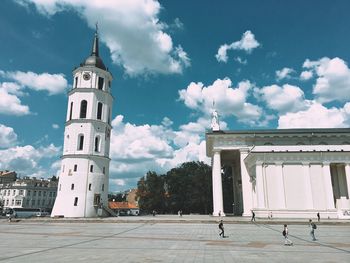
[107,107,110,124]
[89,183,92,191]
[69,102,73,120]
[90,165,94,172]
[71,184,74,190]
[94,136,100,152]
[80,100,87,118]
[78,134,84,150]
[102,184,104,191]
[74,164,77,172]
[97,102,103,120]
[74,197,78,206]
[98,77,104,90]
[75,77,78,88]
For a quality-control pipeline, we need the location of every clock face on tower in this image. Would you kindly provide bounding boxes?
[83,72,91,81]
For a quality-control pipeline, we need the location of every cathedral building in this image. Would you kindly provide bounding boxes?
[51,29,113,217]
[206,111,350,219]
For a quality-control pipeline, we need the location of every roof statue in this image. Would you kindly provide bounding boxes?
[211,108,220,131]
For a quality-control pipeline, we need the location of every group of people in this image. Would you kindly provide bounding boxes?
[219,218,319,245]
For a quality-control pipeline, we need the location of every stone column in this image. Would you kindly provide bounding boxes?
[302,162,314,209]
[275,163,287,209]
[255,162,265,208]
[212,150,225,216]
[345,164,350,199]
[240,149,253,216]
[323,163,335,210]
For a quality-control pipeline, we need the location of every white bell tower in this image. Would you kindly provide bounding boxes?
[51,28,113,217]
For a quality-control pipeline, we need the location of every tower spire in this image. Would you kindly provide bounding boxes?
[91,22,99,57]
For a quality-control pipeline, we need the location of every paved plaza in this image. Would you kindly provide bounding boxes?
[0,216,349,262]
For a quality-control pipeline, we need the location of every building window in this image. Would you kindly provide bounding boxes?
[98,77,104,90]
[107,107,110,124]
[19,190,23,195]
[90,165,94,173]
[97,102,103,120]
[27,190,31,196]
[94,136,100,152]
[31,200,35,206]
[80,100,87,118]
[69,102,73,120]
[89,184,91,191]
[33,191,37,196]
[71,184,74,190]
[43,191,46,197]
[74,197,78,206]
[6,200,9,205]
[103,167,105,174]
[38,191,41,197]
[11,199,14,205]
[74,164,78,172]
[102,184,104,191]
[78,134,84,150]
[13,190,16,195]
[15,200,21,206]
[26,199,30,205]
[75,77,78,88]
[7,190,10,196]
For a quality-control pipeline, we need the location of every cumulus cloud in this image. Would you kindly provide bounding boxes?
[178,78,266,126]
[215,31,260,62]
[0,143,61,177]
[258,84,308,114]
[303,57,350,102]
[278,102,350,128]
[108,114,211,190]
[17,0,190,76]
[300,70,313,80]
[1,70,68,95]
[276,67,294,81]
[0,124,18,148]
[0,87,30,116]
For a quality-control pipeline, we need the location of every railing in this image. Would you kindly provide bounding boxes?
[101,205,118,217]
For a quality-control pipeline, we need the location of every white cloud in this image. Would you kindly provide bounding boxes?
[17,0,190,76]
[0,143,61,177]
[300,70,313,80]
[276,67,294,81]
[234,57,247,65]
[0,85,30,116]
[303,57,350,102]
[52,124,59,129]
[0,124,18,148]
[258,84,308,114]
[1,70,68,95]
[215,30,260,62]
[278,102,350,128]
[178,78,266,126]
[108,114,211,190]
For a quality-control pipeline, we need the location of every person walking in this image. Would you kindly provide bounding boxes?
[309,219,317,241]
[251,210,256,222]
[218,220,225,238]
[317,212,320,222]
[282,224,293,246]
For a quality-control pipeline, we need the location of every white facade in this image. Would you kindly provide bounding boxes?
[206,129,350,219]
[51,31,113,217]
[0,177,57,210]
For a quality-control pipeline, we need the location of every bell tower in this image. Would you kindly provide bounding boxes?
[51,28,113,217]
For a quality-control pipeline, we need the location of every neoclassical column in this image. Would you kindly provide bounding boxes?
[212,150,225,216]
[275,163,287,209]
[345,164,350,199]
[322,163,335,210]
[240,149,253,216]
[302,162,314,209]
[255,162,265,208]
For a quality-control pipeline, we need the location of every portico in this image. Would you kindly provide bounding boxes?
[206,129,350,219]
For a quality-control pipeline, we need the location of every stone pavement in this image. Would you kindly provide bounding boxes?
[0,216,349,262]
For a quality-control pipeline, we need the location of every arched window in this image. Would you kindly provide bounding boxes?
[74,197,78,206]
[80,100,87,118]
[74,77,78,88]
[97,102,103,120]
[78,134,84,150]
[94,136,100,152]
[107,107,110,124]
[98,77,104,90]
[69,102,73,120]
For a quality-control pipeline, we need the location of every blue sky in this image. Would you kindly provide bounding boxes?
[1,0,350,192]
